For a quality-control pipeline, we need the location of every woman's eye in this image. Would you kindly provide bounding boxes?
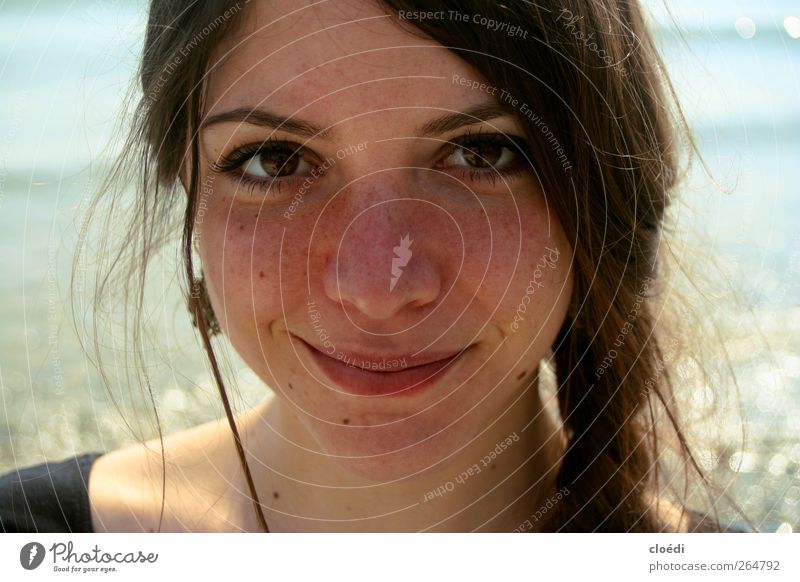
[239,145,313,179]
[441,136,524,173]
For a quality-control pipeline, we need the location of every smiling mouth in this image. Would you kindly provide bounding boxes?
[295,336,471,397]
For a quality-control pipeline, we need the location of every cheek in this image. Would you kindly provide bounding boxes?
[199,206,306,336]
[504,208,572,339]
[471,191,571,316]
[197,182,570,345]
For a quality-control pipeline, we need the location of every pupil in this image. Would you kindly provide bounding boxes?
[260,150,298,176]
[464,142,502,168]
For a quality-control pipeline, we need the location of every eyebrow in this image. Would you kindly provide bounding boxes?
[201,108,329,139]
[418,103,510,137]
[200,101,512,140]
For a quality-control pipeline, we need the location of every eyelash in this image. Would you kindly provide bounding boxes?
[211,129,532,196]
[446,128,531,187]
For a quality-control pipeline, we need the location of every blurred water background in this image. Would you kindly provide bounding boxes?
[0,0,798,532]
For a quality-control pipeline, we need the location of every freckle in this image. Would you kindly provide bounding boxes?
[273,491,280,499]
[491,463,497,470]
[259,271,265,278]
[342,418,349,425]
[346,505,352,512]
[288,383,293,390]
[516,370,526,380]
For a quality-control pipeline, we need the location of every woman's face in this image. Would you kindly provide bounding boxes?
[196,0,573,480]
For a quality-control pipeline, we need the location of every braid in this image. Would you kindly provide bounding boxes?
[551,273,662,532]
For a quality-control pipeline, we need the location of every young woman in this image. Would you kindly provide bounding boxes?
[0,0,750,533]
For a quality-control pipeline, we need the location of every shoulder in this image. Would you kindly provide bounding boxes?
[89,417,249,532]
[0,452,102,533]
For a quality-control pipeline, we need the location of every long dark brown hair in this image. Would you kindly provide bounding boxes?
[73,0,749,532]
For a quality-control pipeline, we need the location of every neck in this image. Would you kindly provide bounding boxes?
[238,372,566,532]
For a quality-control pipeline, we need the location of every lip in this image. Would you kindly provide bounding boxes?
[295,336,470,397]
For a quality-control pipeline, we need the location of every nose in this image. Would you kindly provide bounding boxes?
[322,179,442,321]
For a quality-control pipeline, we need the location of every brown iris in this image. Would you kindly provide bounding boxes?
[257,148,300,177]
[461,142,504,168]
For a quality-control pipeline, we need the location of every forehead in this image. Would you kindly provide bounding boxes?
[204,0,491,121]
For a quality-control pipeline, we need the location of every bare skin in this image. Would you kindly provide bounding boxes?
[89,376,568,533]
[89,401,687,532]
[89,0,641,532]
